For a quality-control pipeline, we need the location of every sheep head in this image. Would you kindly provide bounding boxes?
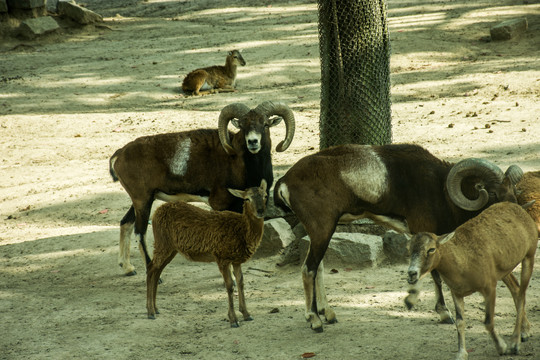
[227,50,246,67]
[446,158,523,211]
[407,232,453,285]
[228,179,268,218]
[218,101,295,155]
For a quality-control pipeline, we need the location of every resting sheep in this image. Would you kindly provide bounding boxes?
[273,143,523,332]
[146,180,267,327]
[407,202,538,360]
[181,50,246,95]
[109,101,295,276]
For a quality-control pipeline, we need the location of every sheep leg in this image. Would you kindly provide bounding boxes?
[146,250,176,319]
[482,287,507,355]
[302,234,333,333]
[451,292,469,360]
[508,255,534,354]
[432,270,454,324]
[218,261,239,328]
[315,261,337,324]
[118,206,136,276]
[232,263,252,322]
[134,200,154,267]
[404,270,454,324]
[502,273,531,342]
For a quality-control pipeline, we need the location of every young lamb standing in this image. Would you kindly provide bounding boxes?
[407,202,538,360]
[146,180,267,327]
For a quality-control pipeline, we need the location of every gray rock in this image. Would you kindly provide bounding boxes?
[299,232,384,268]
[490,18,528,41]
[254,218,295,258]
[58,0,103,24]
[7,0,45,9]
[19,16,59,37]
[382,230,410,262]
[0,0,7,13]
[47,0,59,12]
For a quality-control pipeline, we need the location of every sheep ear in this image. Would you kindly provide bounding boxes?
[522,200,536,210]
[266,116,283,127]
[231,119,242,129]
[228,188,245,199]
[438,232,455,245]
[260,179,267,192]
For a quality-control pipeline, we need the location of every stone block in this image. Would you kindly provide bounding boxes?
[0,0,7,13]
[383,230,410,262]
[7,0,45,9]
[58,0,102,24]
[299,232,384,268]
[19,16,59,37]
[47,0,59,12]
[254,218,295,258]
[490,18,528,41]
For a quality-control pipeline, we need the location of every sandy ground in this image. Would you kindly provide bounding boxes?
[1,0,540,359]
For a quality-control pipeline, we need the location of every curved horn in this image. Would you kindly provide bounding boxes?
[218,103,250,155]
[505,164,523,185]
[254,101,296,152]
[446,158,504,211]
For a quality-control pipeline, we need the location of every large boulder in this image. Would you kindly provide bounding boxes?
[490,18,528,41]
[19,16,59,38]
[254,218,296,258]
[58,0,102,24]
[299,232,384,268]
[7,0,45,9]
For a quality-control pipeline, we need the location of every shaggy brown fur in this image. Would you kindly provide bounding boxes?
[408,202,538,360]
[517,170,540,232]
[146,180,267,327]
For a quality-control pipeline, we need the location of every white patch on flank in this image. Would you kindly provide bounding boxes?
[277,183,291,209]
[170,138,191,176]
[340,147,388,203]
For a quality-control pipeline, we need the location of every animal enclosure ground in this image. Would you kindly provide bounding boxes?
[1,0,539,359]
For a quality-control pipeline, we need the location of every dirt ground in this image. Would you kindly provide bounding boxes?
[1,0,539,359]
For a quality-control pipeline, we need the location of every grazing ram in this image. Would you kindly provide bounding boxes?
[273,143,523,332]
[407,202,538,359]
[147,180,267,327]
[110,101,295,276]
[181,50,246,95]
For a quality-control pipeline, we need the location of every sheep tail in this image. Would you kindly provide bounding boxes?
[109,150,121,182]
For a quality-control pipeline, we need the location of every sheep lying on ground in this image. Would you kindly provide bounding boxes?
[146,180,267,327]
[181,50,246,95]
[407,202,538,360]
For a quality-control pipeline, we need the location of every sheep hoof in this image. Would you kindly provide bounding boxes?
[439,316,455,325]
[311,325,324,333]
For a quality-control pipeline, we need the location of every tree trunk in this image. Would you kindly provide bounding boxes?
[318,0,392,148]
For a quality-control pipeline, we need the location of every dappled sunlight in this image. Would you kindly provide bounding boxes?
[389,12,448,31]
